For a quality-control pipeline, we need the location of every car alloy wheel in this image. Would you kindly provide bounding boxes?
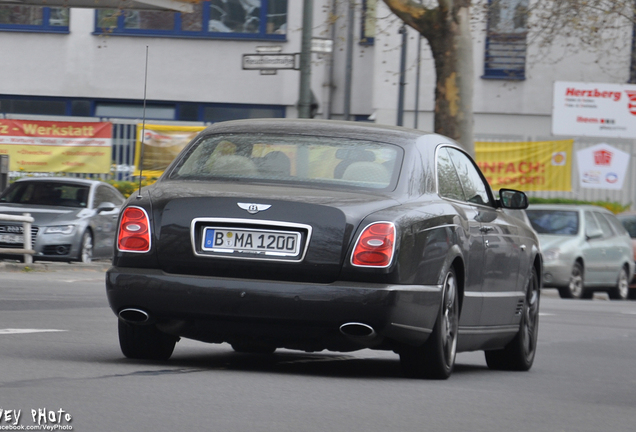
[80,231,93,264]
[400,267,458,379]
[485,267,540,371]
[562,262,584,299]
[609,267,629,300]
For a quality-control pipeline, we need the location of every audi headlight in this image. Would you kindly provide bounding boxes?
[44,225,76,235]
[543,248,560,262]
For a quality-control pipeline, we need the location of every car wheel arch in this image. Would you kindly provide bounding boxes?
[435,251,465,317]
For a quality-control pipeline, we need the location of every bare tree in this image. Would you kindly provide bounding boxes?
[382,0,474,153]
[381,0,636,155]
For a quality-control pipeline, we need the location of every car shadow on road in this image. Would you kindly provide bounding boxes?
[103,349,489,380]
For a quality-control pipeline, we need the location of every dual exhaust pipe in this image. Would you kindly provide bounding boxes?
[339,322,377,340]
[119,308,150,323]
[119,310,377,342]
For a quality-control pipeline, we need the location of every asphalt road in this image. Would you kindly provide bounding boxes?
[1,264,635,432]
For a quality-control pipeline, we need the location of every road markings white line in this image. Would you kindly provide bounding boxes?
[0,329,67,335]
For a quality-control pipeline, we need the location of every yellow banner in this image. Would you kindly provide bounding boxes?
[0,119,112,173]
[134,124,206,177]
[475,140,573,192]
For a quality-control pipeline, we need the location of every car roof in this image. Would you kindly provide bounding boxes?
[198,118,448,148]
[13,177,103,187]
[527,203,612,213]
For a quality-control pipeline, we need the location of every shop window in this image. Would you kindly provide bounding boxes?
[0,6,69,33]
[95,0,287,40]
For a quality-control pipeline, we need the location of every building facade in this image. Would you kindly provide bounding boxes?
[1,0,635,203]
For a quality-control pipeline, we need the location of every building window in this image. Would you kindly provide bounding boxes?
[360,0,376,46]
[483,0,527,80]
[0,95,286,123]
[95,0,287,40]
[0,6,69,33]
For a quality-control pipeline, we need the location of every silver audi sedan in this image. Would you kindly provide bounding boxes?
[0,177,125,263]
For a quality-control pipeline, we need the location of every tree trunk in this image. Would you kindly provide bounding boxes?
[382,0,475,154]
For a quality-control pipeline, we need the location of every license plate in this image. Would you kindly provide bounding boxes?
[0,234,24,244]
[202,227,301,257]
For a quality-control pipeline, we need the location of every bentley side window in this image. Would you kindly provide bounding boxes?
[437,147,465,201]
[446,147,492,206]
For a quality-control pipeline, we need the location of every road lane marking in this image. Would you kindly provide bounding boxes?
[0,329,67,335]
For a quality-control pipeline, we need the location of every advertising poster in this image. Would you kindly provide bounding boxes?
[552,81,636,138]
[0,119,112,173]
[475,140,573,191]
[576,143,629,190]
[134,124,206,177]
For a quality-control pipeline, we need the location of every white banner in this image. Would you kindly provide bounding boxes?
[552,81,636,138]
[576,143,630,190]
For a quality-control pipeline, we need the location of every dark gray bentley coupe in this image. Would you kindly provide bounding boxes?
[106,119,541,379]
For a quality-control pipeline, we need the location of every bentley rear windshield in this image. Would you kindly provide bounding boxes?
[167,134,402,191]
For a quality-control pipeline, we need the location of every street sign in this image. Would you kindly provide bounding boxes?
[311,38,333,54]
[255,46,283,53]
[242,54,298,70]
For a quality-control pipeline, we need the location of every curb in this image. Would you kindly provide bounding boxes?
[0,261,111,272]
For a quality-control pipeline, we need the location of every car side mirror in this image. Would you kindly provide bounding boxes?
[586,227,603,240]
[497,188,528,210]
[96,202,117,213]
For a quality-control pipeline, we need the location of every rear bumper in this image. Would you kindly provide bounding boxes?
[106,266,442,352]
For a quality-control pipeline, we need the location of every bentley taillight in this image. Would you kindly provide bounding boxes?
[117,207,151,252]
[351,222,396,267]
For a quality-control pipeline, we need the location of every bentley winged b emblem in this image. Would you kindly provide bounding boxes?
[237,202,272,215]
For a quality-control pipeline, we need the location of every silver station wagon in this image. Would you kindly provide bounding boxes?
[526,204,634,300]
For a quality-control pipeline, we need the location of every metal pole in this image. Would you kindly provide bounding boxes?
[298,0,314,118]
[397,24,407,126]
[343,0,355,121]
[414,0,423,129]
[325,0,338,119]
[630,0,636,84]
[414,33,422,128]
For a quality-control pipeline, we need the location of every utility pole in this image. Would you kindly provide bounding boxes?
[630,0,636,84]
[298,0,314,118]
[396,24,407,126]
[343,0,355,120]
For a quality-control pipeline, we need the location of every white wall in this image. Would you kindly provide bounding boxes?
[0,5,319,109]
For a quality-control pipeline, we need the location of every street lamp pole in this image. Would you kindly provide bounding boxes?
[298,0,314,118]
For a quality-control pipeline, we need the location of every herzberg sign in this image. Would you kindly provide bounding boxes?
[552,81,636,139]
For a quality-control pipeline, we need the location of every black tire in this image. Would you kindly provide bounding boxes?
[118,320,178,360]
[559,262,584,299]
[485,267,540,371]
[629,288,636,300]
[400,268,459,379]
[79,230,93,264]
[608,266,629,300]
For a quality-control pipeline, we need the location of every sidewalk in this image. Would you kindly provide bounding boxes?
[0,260,111,272]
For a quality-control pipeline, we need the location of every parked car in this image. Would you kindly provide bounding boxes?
[106,119,542,379]
[0,177,125,263]
[526,204,634,300]
[616,211,636,299]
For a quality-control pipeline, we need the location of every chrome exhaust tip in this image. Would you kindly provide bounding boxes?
[339,322,377,339]
[118,308,150,323]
